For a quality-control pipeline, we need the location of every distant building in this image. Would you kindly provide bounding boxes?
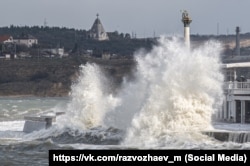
[41,48,66,58]
[88,14,109,41]
[102,52,111,60]
[0,35,13,44]
[13,34,38,47]
[0,35,16,59]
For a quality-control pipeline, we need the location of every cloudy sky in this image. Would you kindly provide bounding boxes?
[0,0,249,37]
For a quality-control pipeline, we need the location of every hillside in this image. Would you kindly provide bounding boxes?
[191,34,250,56]
[0,26,155,56]
[1,26,250,97]
[0,56,135,97]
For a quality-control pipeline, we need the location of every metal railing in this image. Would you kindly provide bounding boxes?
[224,82,250,91]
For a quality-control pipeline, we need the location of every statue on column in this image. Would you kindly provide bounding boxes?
[181,10,192,25]
[182,10,189,20]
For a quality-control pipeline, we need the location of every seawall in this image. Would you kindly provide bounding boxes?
[203,131,250,143]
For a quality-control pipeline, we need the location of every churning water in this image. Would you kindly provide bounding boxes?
[62,36,226,148]
[0,36,250,165]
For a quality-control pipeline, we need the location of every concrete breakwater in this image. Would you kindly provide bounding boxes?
[203,131,250,143]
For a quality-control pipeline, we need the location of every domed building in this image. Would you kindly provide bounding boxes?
[88,14,109,41]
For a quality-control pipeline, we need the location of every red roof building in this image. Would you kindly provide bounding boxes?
[0,35,13,43]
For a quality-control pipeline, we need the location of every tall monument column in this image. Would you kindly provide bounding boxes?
[181,10,192,48]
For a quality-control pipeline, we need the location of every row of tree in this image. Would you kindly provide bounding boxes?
[0,25,156,56]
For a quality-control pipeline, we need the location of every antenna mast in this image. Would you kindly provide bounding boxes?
[44,18,48,27]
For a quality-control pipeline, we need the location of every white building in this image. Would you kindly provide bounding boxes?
[13,34,38,47]
[41,48,66,58]
[88,14,109,41]
[221,62,250,123]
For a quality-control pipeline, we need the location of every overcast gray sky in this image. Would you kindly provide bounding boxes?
[0,0,249,37]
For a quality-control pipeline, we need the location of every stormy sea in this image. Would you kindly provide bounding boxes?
[1,36,250,165]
